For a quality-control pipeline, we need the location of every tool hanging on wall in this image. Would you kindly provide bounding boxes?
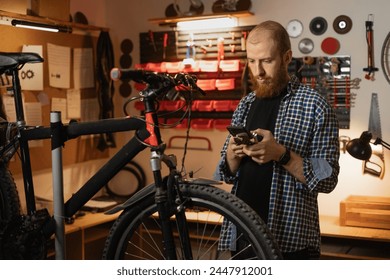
[217,37,225,61]
[363,14,378,81]
[163,33,168,60]
[229,32,236,53]
[148,30,157,53]
[185,33,196,62]
[298,55,315,72]
[310,16,328,35]
[364,93,385,179]
[333,15,353,34]
[321,37,340,55]
[320,77,361,90]
[241,31,247,51]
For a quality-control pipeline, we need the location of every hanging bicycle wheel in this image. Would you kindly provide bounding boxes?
[381,31,390,85]
[102,184,282,260]
[105,161,146,199]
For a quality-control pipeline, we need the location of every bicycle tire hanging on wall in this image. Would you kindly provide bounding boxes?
[105,161,146,199]
[381,31,390,85]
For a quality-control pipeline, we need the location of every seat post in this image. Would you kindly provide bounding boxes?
[11,68,26,126]
[11,67,37,214]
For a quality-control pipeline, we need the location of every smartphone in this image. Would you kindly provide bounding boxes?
[226,125,261,145]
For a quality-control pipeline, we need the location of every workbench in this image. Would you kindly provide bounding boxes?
[49,213,390,259]
[320,215,390,259]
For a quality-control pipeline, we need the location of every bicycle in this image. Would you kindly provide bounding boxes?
[0,52,282,260]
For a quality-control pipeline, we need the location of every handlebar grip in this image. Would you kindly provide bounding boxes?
[110,68,147,83]
[110,68,174,86]
[110,67,121,81]
[110,68,206,96]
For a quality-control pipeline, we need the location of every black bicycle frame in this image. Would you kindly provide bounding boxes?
[20,101,183,258]
[21,112,162,217]
[65,119,150,217]
[8,61,190,259]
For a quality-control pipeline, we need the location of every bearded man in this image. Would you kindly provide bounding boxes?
[217,20,340,259]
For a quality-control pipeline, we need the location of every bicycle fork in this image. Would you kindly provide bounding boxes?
[150,150,176,259]
[150,151,193,259]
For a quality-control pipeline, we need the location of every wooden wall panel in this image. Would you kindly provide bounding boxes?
[0,25,108,174]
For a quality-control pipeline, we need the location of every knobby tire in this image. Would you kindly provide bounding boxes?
[0,163,22,259]
[102,184,282,260]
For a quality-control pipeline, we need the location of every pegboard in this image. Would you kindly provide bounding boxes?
[138,26,255,103]
[289,55,358,129]
[139,27,357,129]
[140,26,255,63]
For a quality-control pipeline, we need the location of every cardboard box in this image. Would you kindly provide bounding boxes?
[31,0,70,21]
[340,195,390,230]
[0,0,28,14]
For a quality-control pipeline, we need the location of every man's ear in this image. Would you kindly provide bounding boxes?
[284,50,293,64]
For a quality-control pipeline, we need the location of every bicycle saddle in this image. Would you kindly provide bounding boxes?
[0,55,17,75]
[0,52,43,73]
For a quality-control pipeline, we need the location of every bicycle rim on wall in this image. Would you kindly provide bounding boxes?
[381,31,390,85]
[105,162,146,199]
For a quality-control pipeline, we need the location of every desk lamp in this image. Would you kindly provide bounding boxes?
[346,131,390,160]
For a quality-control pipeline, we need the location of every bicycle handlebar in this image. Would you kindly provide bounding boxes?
[110,68,173,84]
[110,68,206,96]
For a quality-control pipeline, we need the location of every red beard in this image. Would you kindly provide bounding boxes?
[249,65,289,98]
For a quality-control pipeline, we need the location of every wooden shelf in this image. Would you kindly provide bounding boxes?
[0,9,108,32]
[149,10,253,26]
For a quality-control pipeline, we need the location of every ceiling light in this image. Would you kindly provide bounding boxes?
[11,19,71,33]
[176,17,238,31]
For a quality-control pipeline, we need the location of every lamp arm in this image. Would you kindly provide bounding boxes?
[374,138,390,150]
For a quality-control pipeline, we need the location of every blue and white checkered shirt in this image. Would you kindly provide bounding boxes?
[218,75,340,255]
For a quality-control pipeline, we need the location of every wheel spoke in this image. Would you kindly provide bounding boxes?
[103,184,281,260]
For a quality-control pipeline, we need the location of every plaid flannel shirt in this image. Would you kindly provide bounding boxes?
[218,75,340,255]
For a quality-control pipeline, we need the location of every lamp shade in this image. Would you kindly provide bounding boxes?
[346,131,372,160]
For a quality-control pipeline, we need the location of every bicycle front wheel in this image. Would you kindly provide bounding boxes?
[102,183,282,260]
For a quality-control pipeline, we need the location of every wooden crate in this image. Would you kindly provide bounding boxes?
[340,195,390,230]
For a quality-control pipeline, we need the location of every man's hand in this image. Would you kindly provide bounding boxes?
[243,129,285,164]
[225,136,247,175]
